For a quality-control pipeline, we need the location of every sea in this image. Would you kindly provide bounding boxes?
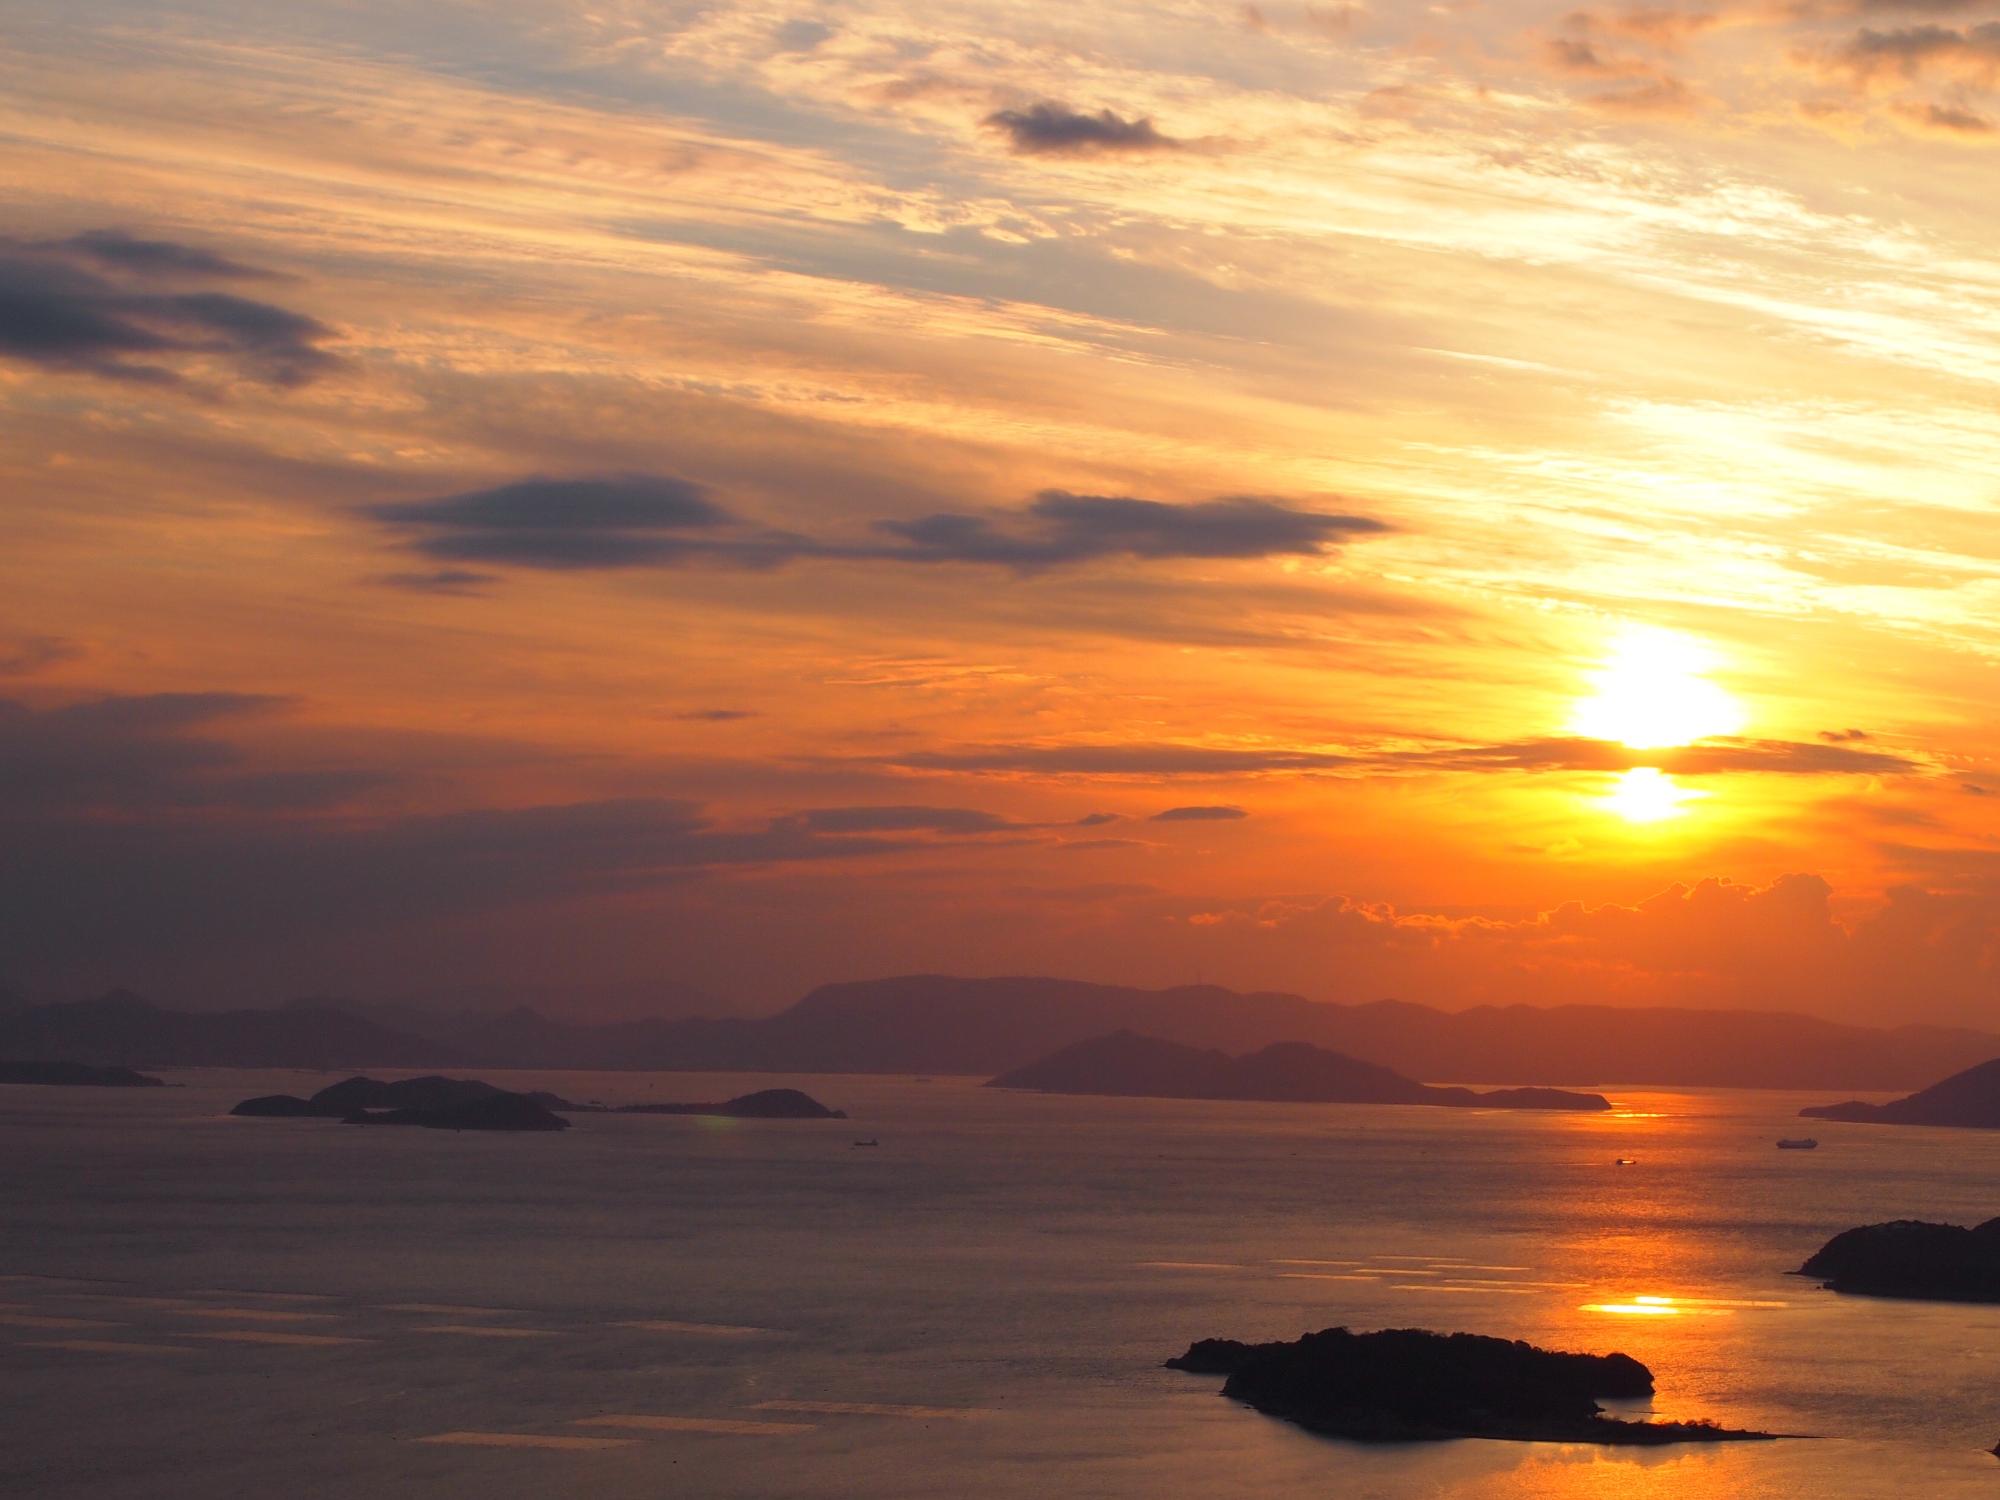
[5,1069,2000,1499]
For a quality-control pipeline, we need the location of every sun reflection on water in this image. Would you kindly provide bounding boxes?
[1580,1294,1788,1317]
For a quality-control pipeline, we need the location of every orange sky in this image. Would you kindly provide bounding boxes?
[4,0,2000,1020]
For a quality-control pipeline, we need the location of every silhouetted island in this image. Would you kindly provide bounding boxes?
[610,1088,847,1119]
[231,1075,569,1130]
[987,1031,1611,1112]
[0,1059,163,1088]
[229,1076,843,1126]
[343,1092,570,1132]
[231,1074,537,1118]
[1799,1218,2000,1302]
[1165,1327,1775,1445]
[1801,1057,2000,1130]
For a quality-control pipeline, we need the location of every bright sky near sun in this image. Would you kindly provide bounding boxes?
[4,0,2000,1021]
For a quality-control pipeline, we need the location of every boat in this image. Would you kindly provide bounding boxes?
[852,1138,880,1148]
[1776,1138,1818,1150]
[1614,1157,1637,1166]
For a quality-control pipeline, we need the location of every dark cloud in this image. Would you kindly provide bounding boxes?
[774,18,834,50]
[368,474,809,571]
[372,568,501,595]
[0,692,389,813]
[893,734,1919,779]
[1151,804,1249,821]
[372,474,1389,576]
[1823,21,2000,80]
[0,636,81,676]
[1074,812,1121,826]
[1396,735,1920,776]
[1895,99,1994,132]
[782,805,1023,835]
[985,103,1183,156]
[0,797,931,968]
[677,708,758,722]
[896,743,1361,776]
[871,490,1389,570]
[1819,727,1872,743]
[47,229,278,281]
[0,232,336,387]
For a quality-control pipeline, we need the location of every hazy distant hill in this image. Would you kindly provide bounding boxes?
[0,990,457,1070]
[1802,1057,2000,1129]
[5,975,1996,1089]
[988,1030,1609,1111]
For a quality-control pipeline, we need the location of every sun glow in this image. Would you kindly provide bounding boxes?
[1571,626,1745,750]
[1604,767,1704,824]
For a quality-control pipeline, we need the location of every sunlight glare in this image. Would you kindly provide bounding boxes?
[1571,625,1745,749]
[1604,768,1702,824]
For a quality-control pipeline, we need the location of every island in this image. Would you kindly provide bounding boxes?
[610,1088,847,1119]
[0,1059,164,1088]
[230,1076,846,1127]
[1798,1217,2000,1302]
[342,1092,571,1131]
[1165,1327,1776,1445]
[987,1031,1612,1112]
[1801,1057,2000,1130]
[231,1074,568,1131]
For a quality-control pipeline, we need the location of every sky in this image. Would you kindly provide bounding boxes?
[5,0,2000,1023]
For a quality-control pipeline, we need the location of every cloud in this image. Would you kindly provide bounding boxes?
[0,692,386,814]
[45,229,278,282]
[892,734,1917,780]
[1151,804,1250,821]
[1818,21,2000,83]
[895,743,1361,776]
[0,232,336,387]
[367,474,806,570]
[984,103,1184,156]
[1403,734,1921,776]
[1819,727,1872,742]
[372,569,501,595]
[1587,75,1701,113]
[871,491,1389,570]
[677,708,757,722]
[0,795,939,968]
[1893,98,1995,132]
[1179,874,2000,1024]
[370,475,1389,577]
[781,804,1024,835]
[0,636,81,676]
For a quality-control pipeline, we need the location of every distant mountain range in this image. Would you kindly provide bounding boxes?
[3,975,1996,1089]
[988,1030,1611,1111]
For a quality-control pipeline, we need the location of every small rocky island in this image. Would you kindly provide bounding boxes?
[1799,1217,2000,1302]
[610,1088,846,1119]
[1166,1327,1775,1444]
[232,1075,569,1131]
[990,1031,1611,1112]
[0,1059,164,1088]
[231,1076,846,1129]
[1801,1057,2000,1130]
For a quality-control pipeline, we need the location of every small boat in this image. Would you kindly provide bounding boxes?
[852,1138,880,1148]
[1614,1157,1637,1166]
[1776,1138,1818,1150]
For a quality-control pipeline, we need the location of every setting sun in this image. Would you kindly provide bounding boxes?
[1604,768,1703,824]
[1571,626,1746,750]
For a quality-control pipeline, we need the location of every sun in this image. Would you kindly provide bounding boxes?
[1570,625,1745,750]
[1604,767,1704,823]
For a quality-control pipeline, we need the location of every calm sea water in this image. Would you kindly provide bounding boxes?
[5,1070,2000,1499]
